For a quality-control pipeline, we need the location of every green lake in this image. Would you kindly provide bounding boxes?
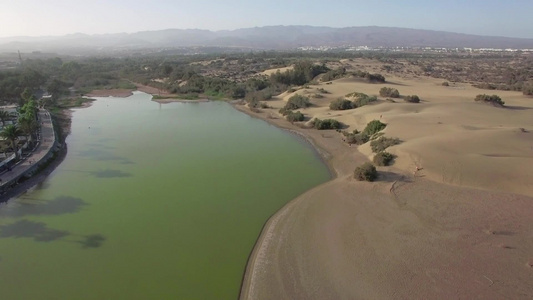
[0,92,331,299]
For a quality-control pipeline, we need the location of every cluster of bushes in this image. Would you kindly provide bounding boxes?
[286,111,305,123]
[321,67,346,82]
[279,94,311,115]
[473,82,526,92]
[245,86,273,101]
[329,98,355,110]
[343,120,387,146]
[312,118,342,130]
[373,151,395,166]
[331,92,378,111]
[345,92,378,108]
[344,131,369,145]
[363,120,387,136]
[352,126,399,181]
[351,70,386,83]
[474,94,505,106]
[270,61,329,86]
[285,94,311,109]
[370,137,401,153]
[354,94,378,107]
[379,87,400,98]
[403,95,420,103]
[354,162,377,181]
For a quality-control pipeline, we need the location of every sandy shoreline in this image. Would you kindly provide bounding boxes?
[235,74,533,298]
[86,85,212,104]
[85,88,134,97]
[5,75,532,298]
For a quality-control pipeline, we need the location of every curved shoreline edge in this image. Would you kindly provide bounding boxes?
[232,104,339,299]
[232,103,358,299]
[3,93,531,298]
[0,144,67,203]
[233,102,533,299]
[0,109,64,203]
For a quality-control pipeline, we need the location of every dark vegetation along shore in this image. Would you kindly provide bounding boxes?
[1,48,532,298]
[0,104,70,203]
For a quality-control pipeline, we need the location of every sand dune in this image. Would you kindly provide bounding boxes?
[260,66,294,76]
[239,66,533,299]
[260,69,533,197]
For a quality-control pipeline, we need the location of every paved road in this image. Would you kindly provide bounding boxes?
[0,109,56,186]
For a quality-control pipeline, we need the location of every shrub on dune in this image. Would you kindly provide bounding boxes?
[285,94,311,110]
[373,151,395,166]
[403,95,420,103]
[370,137,401,153]
[345,132,369,145]
[286,111,305,123]
[329,98,354,110]
[379,87,400,98]
[313,118,342,130]
[354,162,378,181]
[363,120,387,136]
[474,94,505,106]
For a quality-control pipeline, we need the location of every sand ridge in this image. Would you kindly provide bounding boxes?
[239,66,533,299]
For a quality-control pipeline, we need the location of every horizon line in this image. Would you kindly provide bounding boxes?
[1,25,532,40]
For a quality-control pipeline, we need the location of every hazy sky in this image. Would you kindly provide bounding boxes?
[0,0,531,38]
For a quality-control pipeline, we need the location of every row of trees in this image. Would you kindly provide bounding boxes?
[0,99,39,160]
[270,61,329,86]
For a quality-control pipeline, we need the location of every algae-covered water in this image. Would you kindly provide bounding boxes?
[0,92,330,299]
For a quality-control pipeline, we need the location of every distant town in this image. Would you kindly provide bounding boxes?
[297,45,533,53]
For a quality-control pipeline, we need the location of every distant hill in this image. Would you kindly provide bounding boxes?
[1,25,533,54]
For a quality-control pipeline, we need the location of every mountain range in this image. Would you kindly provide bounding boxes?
[1,26,533,54]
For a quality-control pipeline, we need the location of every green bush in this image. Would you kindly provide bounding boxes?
[286,111,305,122]
[354,162,377,181]
[373,151,395,166]
[474,94,505,106]
[345,92,378,108]
[366,73,386,83]
[403,95,420,103]
[354,95,377,107]
[329,98,354,110]
[345,133,369,145]
[370,137,401,153]
[442,81,449,86]
[363,120,387,136]
[270,61,329,86]
[350,70,386,83]
[313,118,342,130]
[279,107,288,115]
[285,94,311,110]
[379,87,400,98]
[321,67,346,81]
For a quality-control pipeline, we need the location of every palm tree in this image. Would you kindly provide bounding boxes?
[0,110,11,126]
[18,116,39,148]
[0,125,22,159]
[19,99,38,121]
